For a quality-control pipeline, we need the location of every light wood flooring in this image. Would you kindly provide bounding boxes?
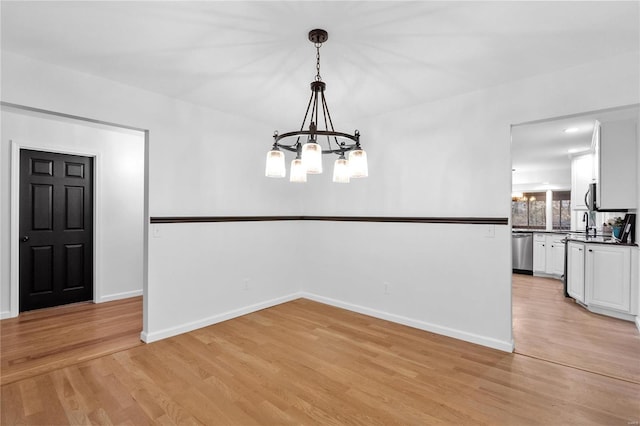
[1,297,143,386]
[2,295,640,425]
[512,273,640,384]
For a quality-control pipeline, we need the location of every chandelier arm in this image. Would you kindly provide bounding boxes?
[292,86,316,147]
[278,144,357,156]
[320,93,341,152]
[275,130,359,143]
[275,145,299,153]
[319,93,333,150]
[299,89,315,133]
[312,88,320,136]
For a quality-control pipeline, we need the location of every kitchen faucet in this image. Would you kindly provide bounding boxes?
[583,212,595,237]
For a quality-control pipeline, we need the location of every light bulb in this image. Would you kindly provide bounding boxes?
[332,157,350,183]
[290,158,307,183]
[301,142,323,174]
[348,149,368,178]
[265,150,285,178]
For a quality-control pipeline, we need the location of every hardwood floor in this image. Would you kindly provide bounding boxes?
[2,297,639,425]
[0,297,143,385]
[512,273,640,384]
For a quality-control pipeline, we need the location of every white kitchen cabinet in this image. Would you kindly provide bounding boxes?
[591,120,600,187]
[567,242,585,303]
[548,236,566,276]
[533,234,546,273]
[585,245,632,313]
[534,233,565,277]
[570,153,593,211]
[597,119,638,210]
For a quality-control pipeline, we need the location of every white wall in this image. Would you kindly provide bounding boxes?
[297,51,639,350]
[0,107,145,317]
[0,52,304,217]
[145,221,303,342]
[300,221,513,349]
[1,52,305,338]
[2,49,638,350]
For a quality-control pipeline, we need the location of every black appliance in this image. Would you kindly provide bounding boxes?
[584,182,597,211]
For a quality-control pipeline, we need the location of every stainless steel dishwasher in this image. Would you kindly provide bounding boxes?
[512,232,533,274]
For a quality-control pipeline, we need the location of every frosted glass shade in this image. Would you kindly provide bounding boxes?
[348,149,368,178]
[265,150,285,178]
[290,158,307,183]
[301,142,323,174]
[332,157,350,183]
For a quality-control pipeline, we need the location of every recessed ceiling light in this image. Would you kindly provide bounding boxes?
[564,127,579,133]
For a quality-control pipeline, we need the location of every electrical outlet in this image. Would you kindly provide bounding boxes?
[243,278,249,291]
[383,281,390,295]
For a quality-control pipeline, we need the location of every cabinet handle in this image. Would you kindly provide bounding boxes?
[588,249,593,252]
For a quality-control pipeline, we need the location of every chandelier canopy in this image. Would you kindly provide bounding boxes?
[266,29,368,183]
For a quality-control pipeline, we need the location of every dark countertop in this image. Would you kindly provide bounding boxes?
[512,229,573,234]
[565,234,638,247]
[512,229,637,246]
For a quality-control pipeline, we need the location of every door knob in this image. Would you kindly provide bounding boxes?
[21,236,29,242]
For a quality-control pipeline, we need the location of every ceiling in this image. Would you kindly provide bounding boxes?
[2,1,639,128]
[512,105,640,192]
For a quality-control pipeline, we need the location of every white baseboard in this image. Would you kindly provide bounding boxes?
[139,291,515,352]
[1,310,13,320]
[97,289,143,303]
[141,292,303,343]
[300,292,515,353]
[586,304,636,322]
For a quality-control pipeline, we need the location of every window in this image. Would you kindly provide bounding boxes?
[511,198,529,228]
[511,191,571,230]
[552,191,571,230]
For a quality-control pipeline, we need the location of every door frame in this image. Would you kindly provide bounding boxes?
[10,140,100,316]
[4,102,149,341]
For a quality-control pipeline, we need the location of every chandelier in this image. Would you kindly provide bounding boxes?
[265,29,368,183]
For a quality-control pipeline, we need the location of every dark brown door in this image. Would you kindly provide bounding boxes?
[19,149,93,312]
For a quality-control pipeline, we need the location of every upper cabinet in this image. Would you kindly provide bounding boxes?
[571,117,638,211]
[596,119,638,210]
[570,153,593,211]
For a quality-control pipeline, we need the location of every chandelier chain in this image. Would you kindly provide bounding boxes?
[315,43,322,82]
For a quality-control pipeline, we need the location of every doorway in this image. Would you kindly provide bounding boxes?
[4,103,148,325]
[19,149,94,312]
[510,104,640,382]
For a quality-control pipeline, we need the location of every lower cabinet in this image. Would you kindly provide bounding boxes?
[533,237,546,273]
[567,242,638,319]
[533,233,565,277]
[567,242,585,303]
[585,245,632,313]
[548,235,566,276]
